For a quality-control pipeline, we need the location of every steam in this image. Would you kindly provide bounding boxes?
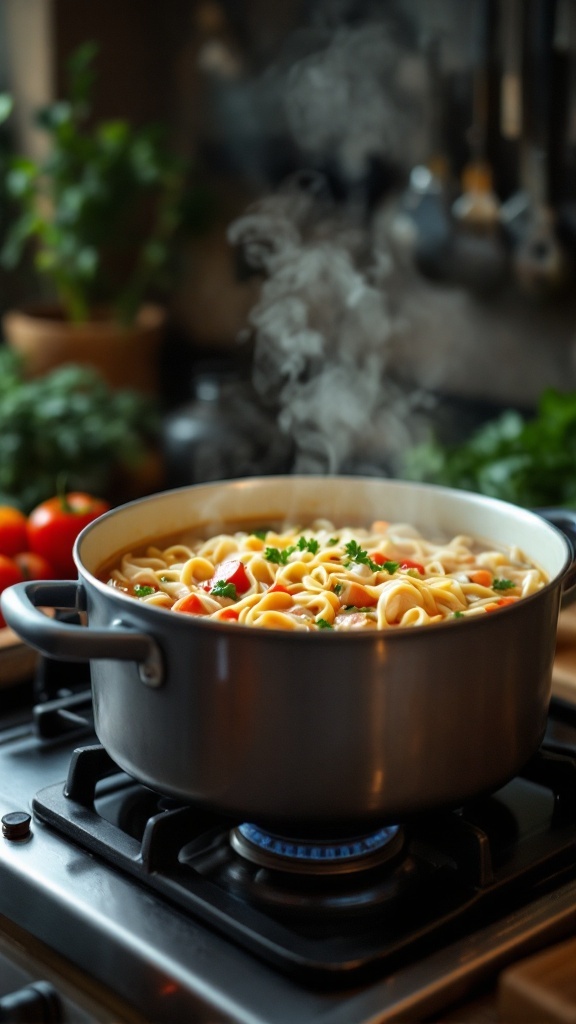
[226,8,432,475]
[228,176,403,473]
[282,21,426,180]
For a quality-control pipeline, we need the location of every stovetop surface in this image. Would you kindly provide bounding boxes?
[0,690,575,1024]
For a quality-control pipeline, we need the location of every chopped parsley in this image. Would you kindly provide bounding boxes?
[343,540,382,573]
[210,580,238,600]
[250,529,269,540]
[333,582,343,596]
[297,536,320,554]
[383,561,399,574]
[134,584,156,597]
[493,578,515,591]
[453,611,464,618]
[264,545,296,565]
[327,537,339,546]
[316,618,334,629]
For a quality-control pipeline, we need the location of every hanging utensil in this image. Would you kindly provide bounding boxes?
[450,0,509,291]
[507,0,568,296]
[390,36,454,280]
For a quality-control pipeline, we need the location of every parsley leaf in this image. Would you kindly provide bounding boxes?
[493,578,515,591]
[333,582,343,595]
[134,584,156,597]
[264,546,295,565]
[297,536,320,554]
[383,561,399,574]
[210,580,238,599]
[316,618,334,630]
[343,540,381,573]
[327,537,339,546]
[251,529,269,540]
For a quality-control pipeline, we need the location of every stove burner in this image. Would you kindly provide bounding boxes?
[230,822,403,875]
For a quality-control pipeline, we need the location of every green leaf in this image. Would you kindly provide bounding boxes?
[0,93,13,124]
[210,581,237,599]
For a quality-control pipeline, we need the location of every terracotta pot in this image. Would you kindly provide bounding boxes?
[2,303,165,394]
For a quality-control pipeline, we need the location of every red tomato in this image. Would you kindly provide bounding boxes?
[14,551,56,581]
[0,555,25,628]
[400,559,426,575]
[0,506,28,557]
[201,558,251,595]
[27,493,110,579]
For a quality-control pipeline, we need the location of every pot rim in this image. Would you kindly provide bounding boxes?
[75,475,573,639]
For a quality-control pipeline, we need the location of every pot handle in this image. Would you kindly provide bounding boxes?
[1,580,164,687]
[537,508,576,603]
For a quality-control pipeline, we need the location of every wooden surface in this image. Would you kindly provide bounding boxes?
[552,605,576,702]
[0,625,38,686]
[498,935,576,1023]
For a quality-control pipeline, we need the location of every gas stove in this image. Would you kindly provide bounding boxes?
[0,663,576,1023]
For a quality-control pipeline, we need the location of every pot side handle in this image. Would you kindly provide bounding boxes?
[1,580,164,687]
[537,508,576,604]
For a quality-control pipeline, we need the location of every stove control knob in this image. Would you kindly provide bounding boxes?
[0,981,63,1022]
[1,812,31,841]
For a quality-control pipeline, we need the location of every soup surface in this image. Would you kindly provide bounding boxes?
[100,519,548,630]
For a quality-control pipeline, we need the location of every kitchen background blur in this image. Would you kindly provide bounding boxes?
[1,0,576,510]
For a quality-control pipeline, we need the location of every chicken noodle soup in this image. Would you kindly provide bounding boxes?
[101,520,548,630]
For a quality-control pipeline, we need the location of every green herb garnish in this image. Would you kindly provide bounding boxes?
[333,582,343,595]
[453,611,464,618]
[327,537,339,546]
[264,546,295,565]
[297,536,320,554]
[343,540,381,572]
[383,561,399,574]
[493,578,515,591]
[210,580,238,599]
[134,584,155,597]
[316,618,334,630]
[251,529,269,540]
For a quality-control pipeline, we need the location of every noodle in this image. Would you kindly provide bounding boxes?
[101,520,548,631]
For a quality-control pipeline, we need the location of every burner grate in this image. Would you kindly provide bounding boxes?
[30,726,576,983]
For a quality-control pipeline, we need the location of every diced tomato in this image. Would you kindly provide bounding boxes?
[399,559,426,575]
[268,583,291,594]
[338,581,378,608]
[201,558,250,595]
[172,593,207,615]
[369,551,387,565]
[469,570,493,587]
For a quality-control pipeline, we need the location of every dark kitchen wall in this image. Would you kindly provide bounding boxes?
[3,0,576,417]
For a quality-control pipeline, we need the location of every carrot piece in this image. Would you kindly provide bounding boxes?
[172,593,207,615]
[469,570,493,587]
[218,608,239,621]
[485,597,518,613]
[339,581,378,608]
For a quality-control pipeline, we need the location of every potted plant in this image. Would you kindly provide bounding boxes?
[0,42,186,393]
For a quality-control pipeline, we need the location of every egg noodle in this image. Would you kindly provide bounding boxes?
[102,519,548,631]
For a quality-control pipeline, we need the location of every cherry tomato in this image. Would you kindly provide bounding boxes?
[14,551,56,581]
[0,506,28,557]
[201,558,251,596]
[0,555,25,628]
[27,493,110,579]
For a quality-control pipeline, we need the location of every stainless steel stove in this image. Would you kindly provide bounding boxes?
[1,658,576,1023]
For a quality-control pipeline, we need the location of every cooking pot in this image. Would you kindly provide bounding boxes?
[3,477,576,831]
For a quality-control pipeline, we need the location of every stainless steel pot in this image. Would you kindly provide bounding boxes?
[3,477,576,830]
